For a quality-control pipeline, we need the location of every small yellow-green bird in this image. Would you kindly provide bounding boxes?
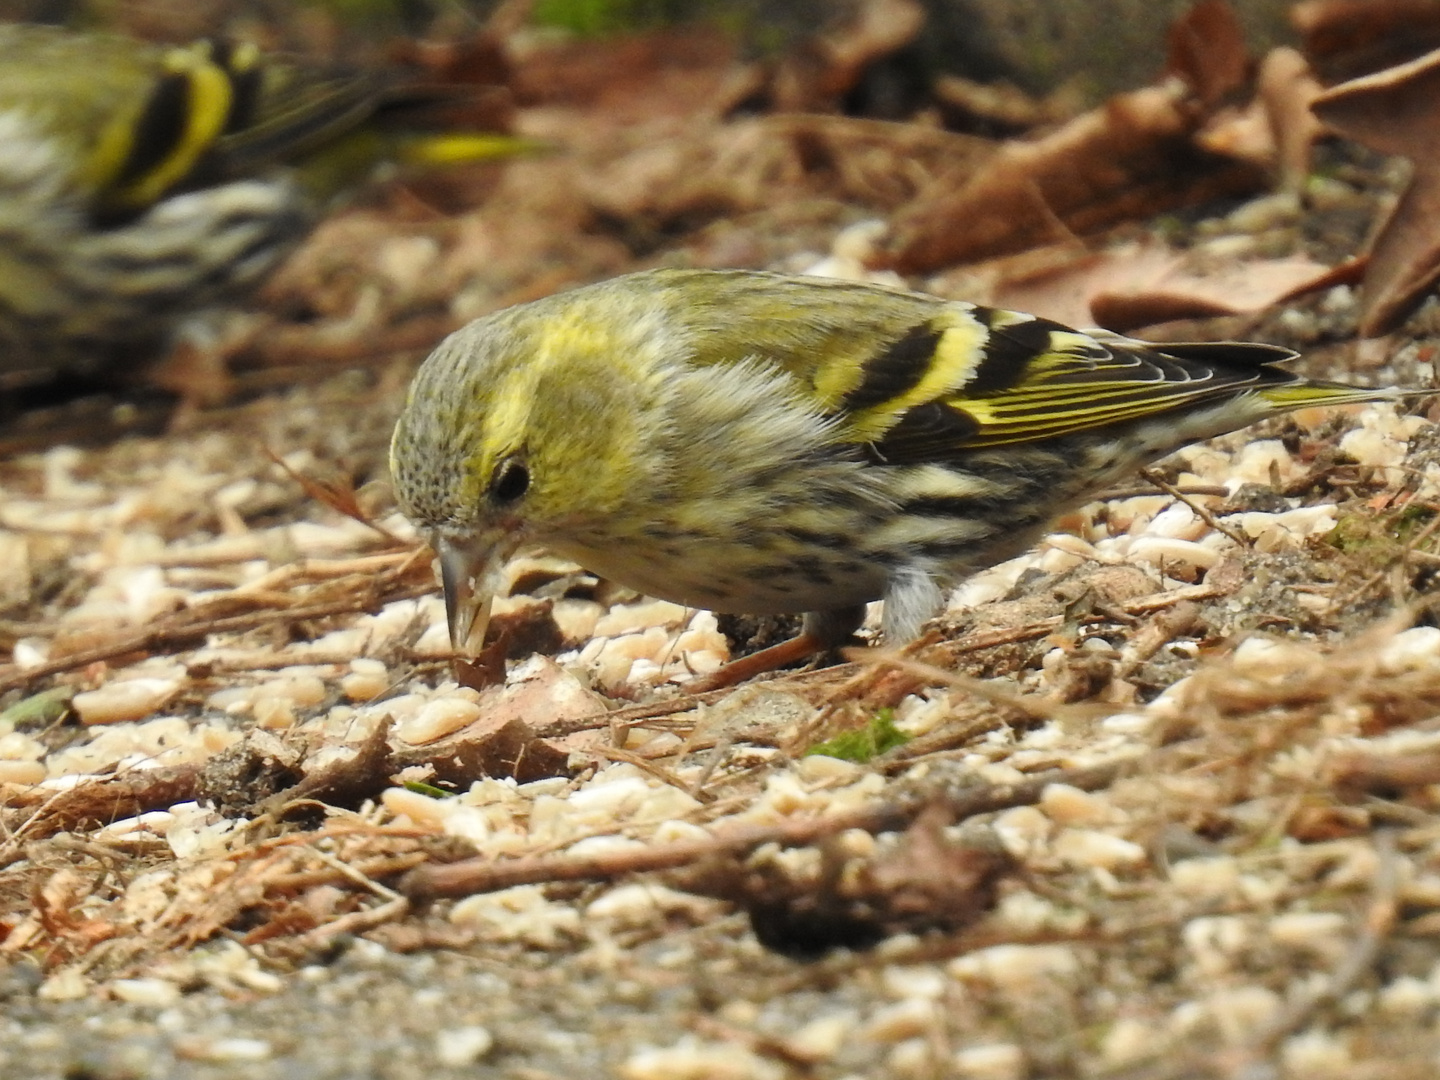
[389,268,1401,680]
[0,23,529,389]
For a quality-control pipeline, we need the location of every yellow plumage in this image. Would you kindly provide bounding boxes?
[0,24,533,388]
[389,268,1402,675]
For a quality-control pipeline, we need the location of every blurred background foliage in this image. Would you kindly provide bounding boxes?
[0,0,1301,99]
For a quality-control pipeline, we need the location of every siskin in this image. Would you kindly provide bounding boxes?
[390,268,1401,679]
[0,23,527,389]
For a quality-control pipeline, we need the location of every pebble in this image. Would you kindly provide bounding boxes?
[567,834,646,858]
[566,773,653,819]
[594,599,689,637]
[98,810,176,839]
[1038,545,1086,573]
[1052,829,1147,870]
[253,696,296,730]
[37,967,90,1001]
[341,658,390,702]
[781,1013,854,1062]
[1230,439,1295,486]
[73,677,181,726]
[1229,637,1323,680]
[1377,626,1440,674]
[993,889,1082,935]
[991,805,1050,859]
[1099,712,1154,736]
[173,1036,273,1063]
[1128,536,1223,570]
[552,598,603,643]
[1280,1029,1353,1078]
[109,978,180,1007]
[948,558,1034,608]
[395,697,483,745]
[1198,985,1282,1042]
[1376,976,1435,1017]
[434,1026,494,1067]
[669,647,726,679]
[381,787,451,829]
[795,754,864,783]
[880,965,947,1001]
[1168,856,1240,900]
[0,760,45,785]
[1105,494,1172,535]
[886,1038,934,1077]
[619,1038,785,1080]
[860,997,938,1043]
[1230,504,1337,551]
[0,731,46,761]
[586,884,719,927]
[449,885,582,948]
[1039,783,1115,826]
[953,1043,1026,1080]
[1183,915,1250,976]
[634,783,702,820]
[949,944,1081,993]
[1146,503,1206,540]
[10,637,49,669]
[1099,1018,1155,1067]
[1268,911,1348,961]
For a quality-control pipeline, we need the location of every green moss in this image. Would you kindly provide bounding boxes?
[532,0,682,36]
[1327,505,1437,560]
[805,708,909,763]
[530,0,764,41]
[0,687,75,733]
[401,780,454,798]
[1393,504,1436,542]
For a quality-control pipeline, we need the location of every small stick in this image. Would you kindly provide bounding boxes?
[399,762,1123,899]
[1138,468,1248,546]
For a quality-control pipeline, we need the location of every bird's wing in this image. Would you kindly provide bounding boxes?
[855,310,1323,462]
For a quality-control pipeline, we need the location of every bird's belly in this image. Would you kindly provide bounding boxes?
[551,536,891,617]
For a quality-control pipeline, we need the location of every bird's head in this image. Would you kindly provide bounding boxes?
[389,289,674,652]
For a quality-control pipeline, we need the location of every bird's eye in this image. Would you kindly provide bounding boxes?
[489,457,530,504]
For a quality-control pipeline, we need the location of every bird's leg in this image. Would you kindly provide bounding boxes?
[685,605,868,692]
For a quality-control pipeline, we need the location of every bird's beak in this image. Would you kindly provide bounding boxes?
[437,536,506,656]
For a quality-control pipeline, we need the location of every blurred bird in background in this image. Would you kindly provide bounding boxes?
[0,10,529,415]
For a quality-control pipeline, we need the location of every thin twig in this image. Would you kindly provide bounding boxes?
[1244,829,1400,1057]
[302,895,411,944]
[399,761,1124,899]
[1138,467,1249,546]
[0,577,435,693]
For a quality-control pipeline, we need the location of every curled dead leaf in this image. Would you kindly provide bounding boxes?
[878,82,1265,273]
[1166,0,1251,107]
[1313,49,1440,335]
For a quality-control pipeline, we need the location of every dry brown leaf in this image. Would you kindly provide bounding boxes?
[878,82,1266,273]
[1191,48,1325,187]
[931,74,1080,136]
[959,241,1335,332]
[3,765,201,842]
[1312,49,1440,336]
[1293,0,1440,80]
[1166,0,1251,106]
[587,113,992,230]
[264,448,400,542]
[767,0,924,111]
[256,717,397,818]
[741,808,1013,958]
[1257,46,1326,190]
[392,658,609,783]
[1088,250,1339,332]
[509,26,743,125]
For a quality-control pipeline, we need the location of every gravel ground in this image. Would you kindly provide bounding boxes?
[4,134,1440,1079]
